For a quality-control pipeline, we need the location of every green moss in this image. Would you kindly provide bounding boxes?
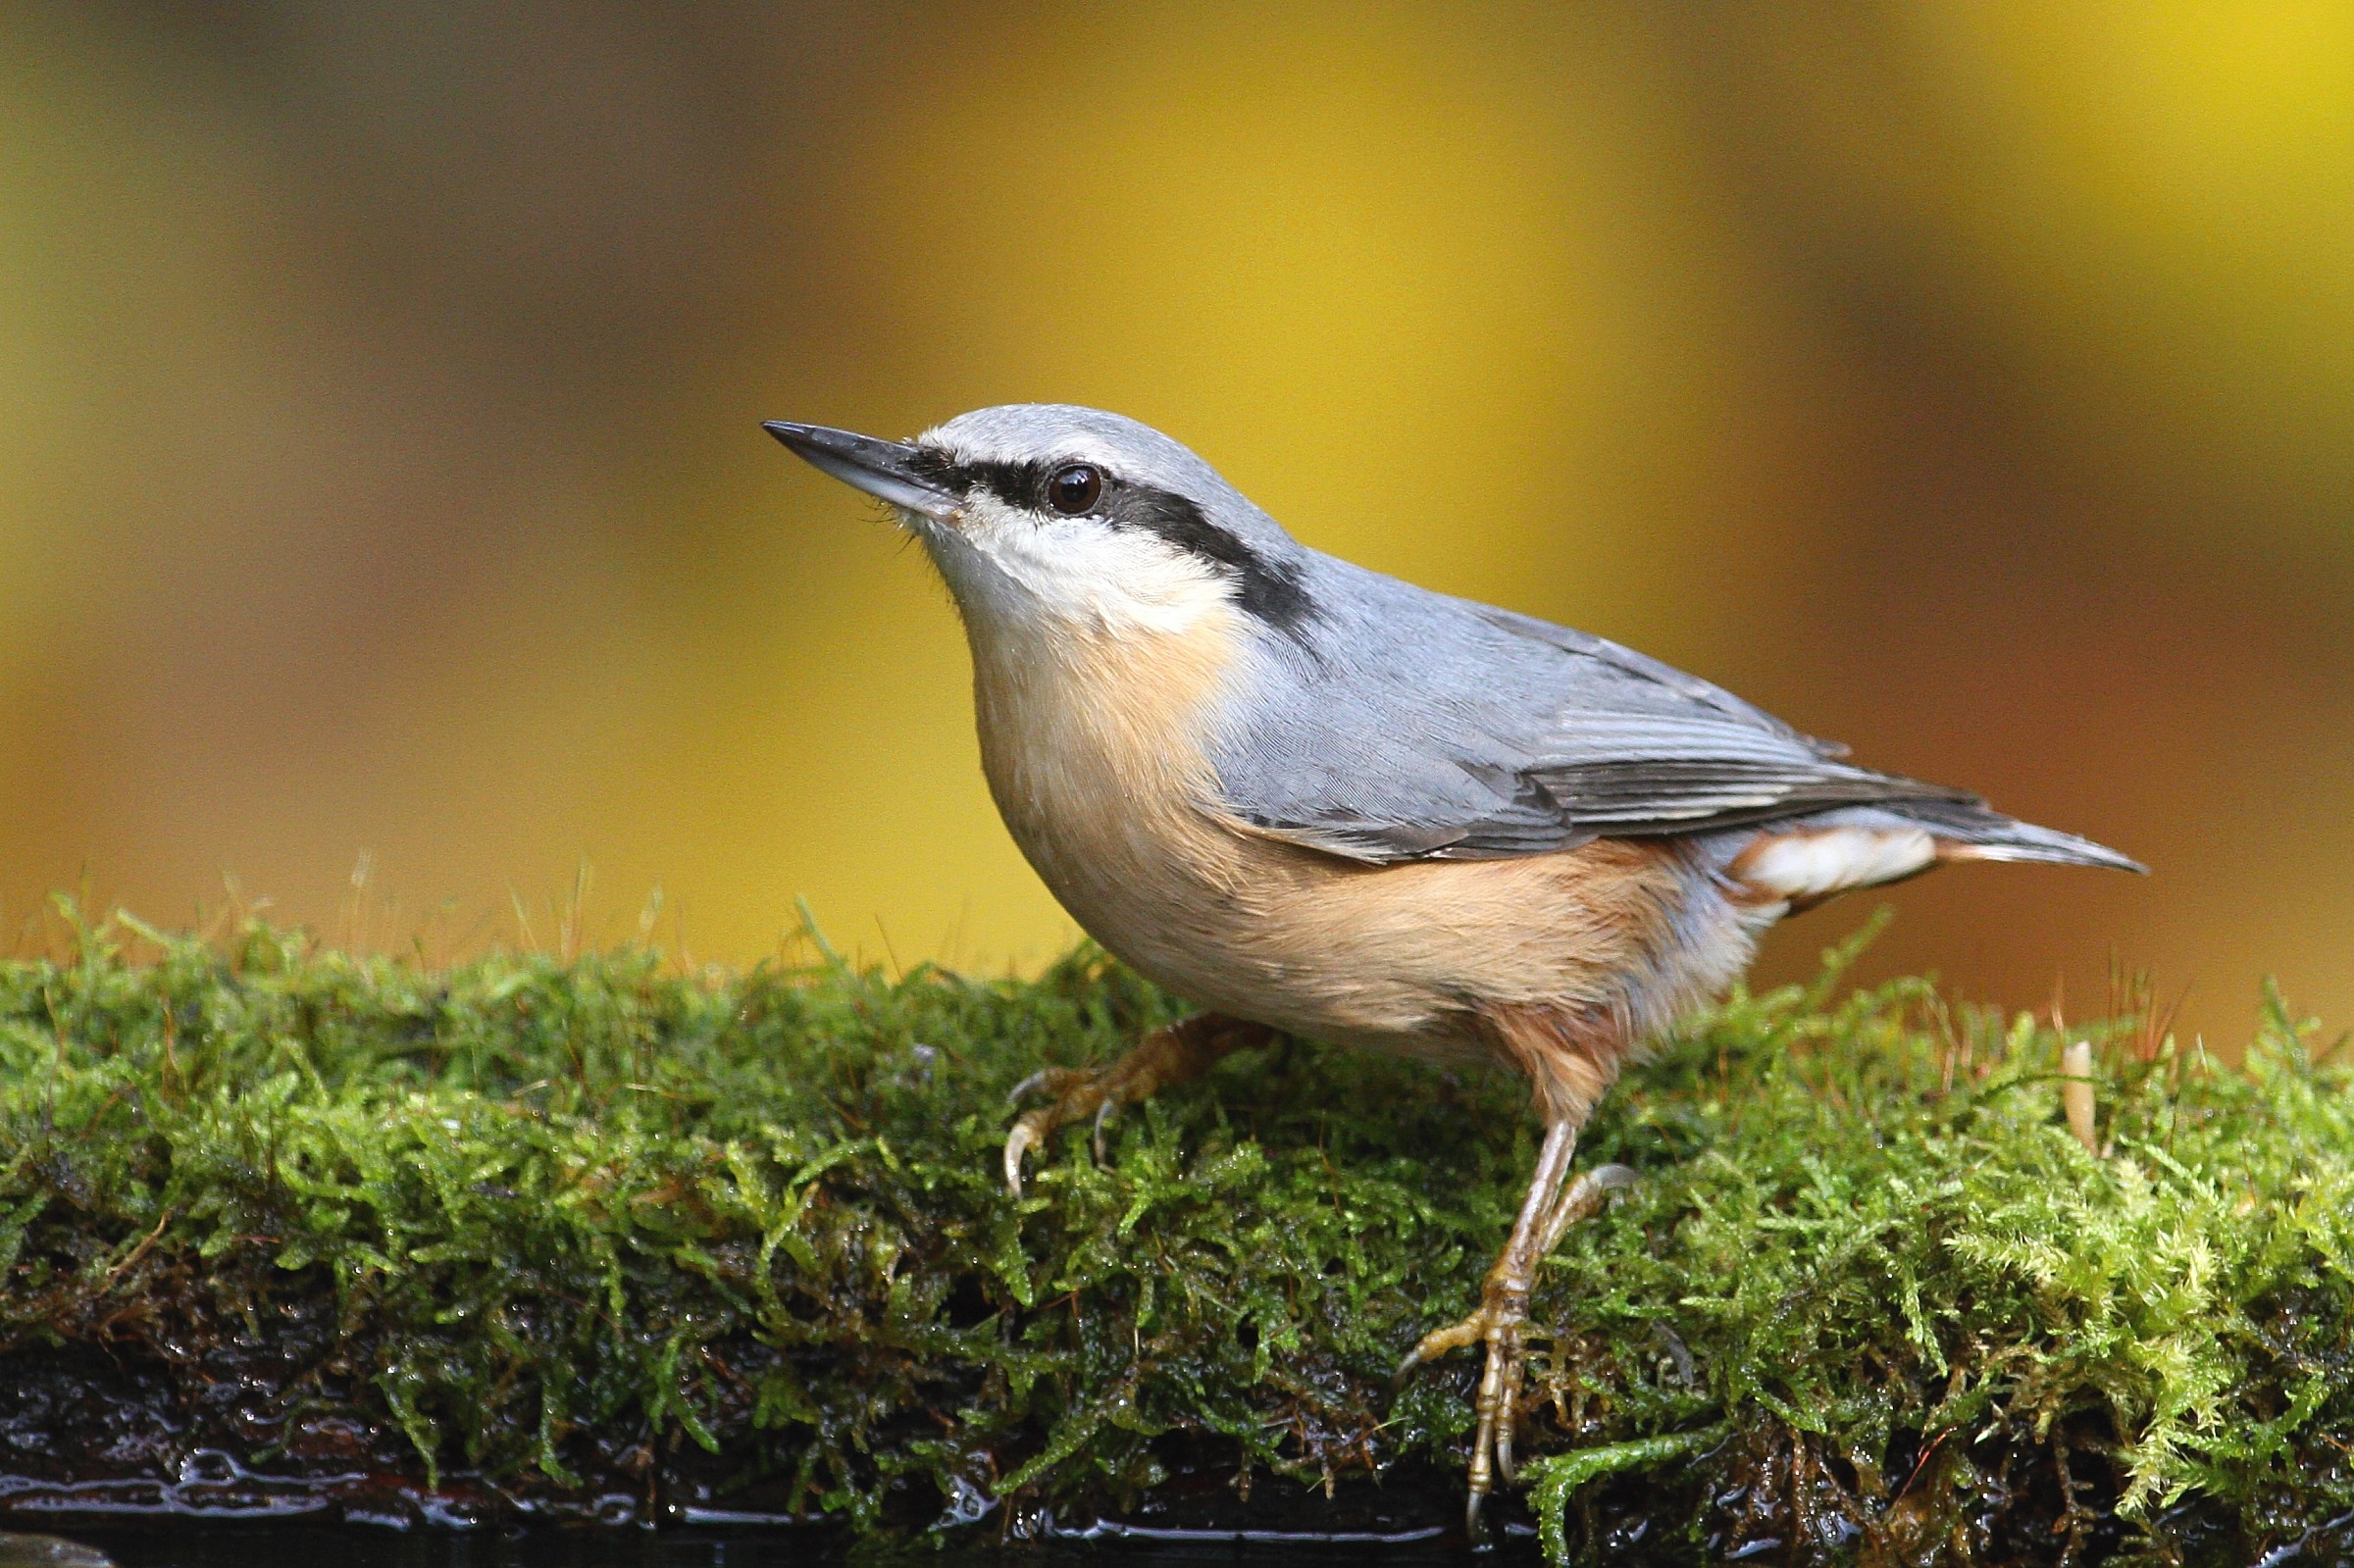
[1,904,2351,1563]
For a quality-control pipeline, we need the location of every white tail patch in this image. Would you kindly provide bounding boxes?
[1732,825,1937,905]
[1939,841,2057,865]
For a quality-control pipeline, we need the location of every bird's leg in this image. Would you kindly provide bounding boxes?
[1495,1156,1639,1479]
[1002,1013,1274,1194]
[1399,1118,1577,1531]
[1398,1120,1637,1535]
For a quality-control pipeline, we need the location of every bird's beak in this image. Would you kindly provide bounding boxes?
[762,421,960,519]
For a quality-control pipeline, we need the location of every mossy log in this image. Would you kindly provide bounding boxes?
[1,910,2351,1564]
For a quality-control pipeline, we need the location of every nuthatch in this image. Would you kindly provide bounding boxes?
[764,404,2140,1528]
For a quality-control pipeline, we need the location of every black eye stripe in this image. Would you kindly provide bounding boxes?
[956,459,1041,504]
[938,454,1318,638]
[901,446,967,494]
[1113,486,1316,637]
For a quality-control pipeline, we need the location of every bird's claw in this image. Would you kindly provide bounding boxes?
[1090,1097,1119,1163]
[1002,1116,1045,1196]
[1566,1162,1639,1210]
[1003,1067,1101,1194]
[1001,1067,1105,1195]
[1000,1091,1121,1194]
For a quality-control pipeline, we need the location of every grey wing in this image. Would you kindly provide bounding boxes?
[1465,603,1849,759]
[1205,571,1979,865]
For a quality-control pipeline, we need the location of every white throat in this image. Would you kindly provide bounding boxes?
[917,492,1236,638]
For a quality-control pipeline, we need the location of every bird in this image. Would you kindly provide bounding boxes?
[762,404,2141,1530]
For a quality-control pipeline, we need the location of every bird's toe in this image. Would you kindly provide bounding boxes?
[1396,1310,1490,1382]
[1005,1066,1086,1106]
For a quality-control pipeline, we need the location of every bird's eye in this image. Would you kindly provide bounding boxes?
[1046,463,1103,516]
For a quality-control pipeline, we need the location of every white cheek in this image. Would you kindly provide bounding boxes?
[947,501,1232,635]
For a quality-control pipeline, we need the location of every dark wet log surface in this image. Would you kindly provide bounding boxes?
[0,1339,2273,1565]
[0,1341,1506,1552]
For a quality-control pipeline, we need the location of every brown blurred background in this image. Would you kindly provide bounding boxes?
[1,3,2347,1043]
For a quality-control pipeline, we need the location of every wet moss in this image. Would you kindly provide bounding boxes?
[1,907,2351,1564]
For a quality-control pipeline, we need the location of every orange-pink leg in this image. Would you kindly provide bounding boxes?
[1398,1121,1636,1532]
[1002,1014,1275,1195]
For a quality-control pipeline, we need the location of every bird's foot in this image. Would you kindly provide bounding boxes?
[1397,1161,1638,1535]
[1399,1278,1533,1533]
[1002,1014,1271,1195]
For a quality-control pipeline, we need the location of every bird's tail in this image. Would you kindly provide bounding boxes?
[1892,796,2146,874]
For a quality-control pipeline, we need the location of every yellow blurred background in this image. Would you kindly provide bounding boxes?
[1,4,2348,1043]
